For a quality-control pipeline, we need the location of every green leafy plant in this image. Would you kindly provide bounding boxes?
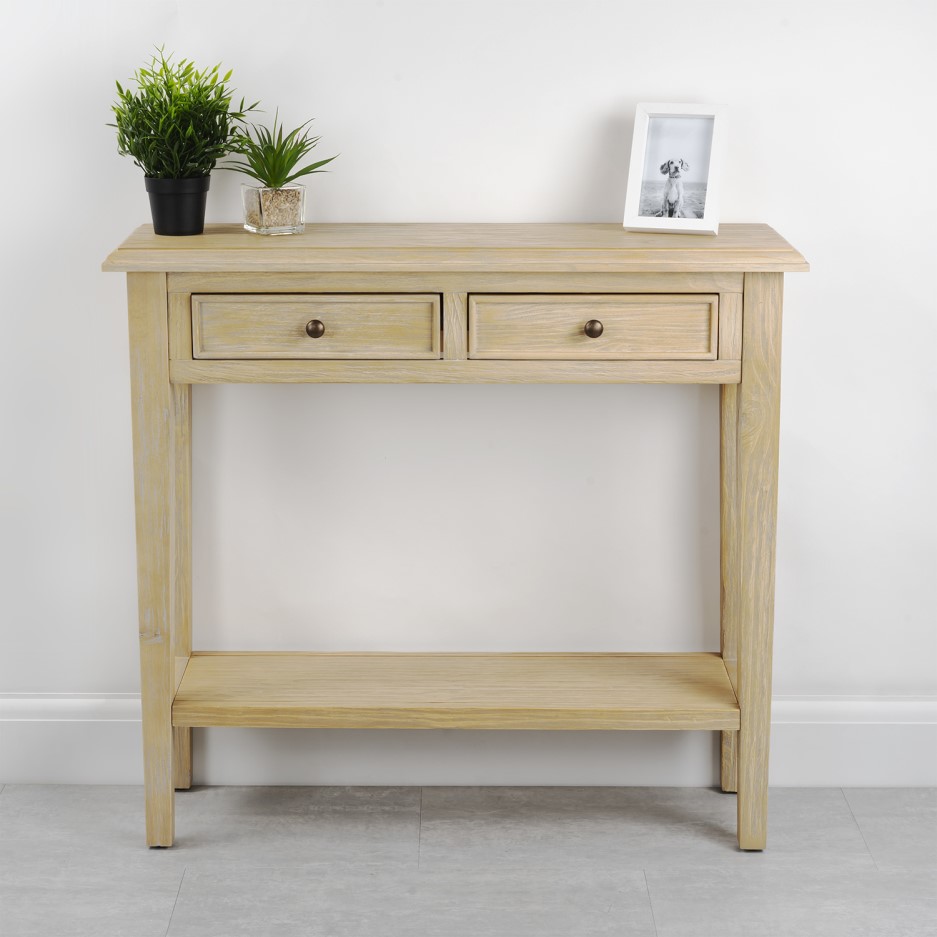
[111,48,256,178]
[226,112,337,189]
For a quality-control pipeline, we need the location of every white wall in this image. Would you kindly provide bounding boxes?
[1,0,935,785]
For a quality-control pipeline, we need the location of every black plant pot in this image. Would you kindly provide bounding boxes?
[145,176,210,236]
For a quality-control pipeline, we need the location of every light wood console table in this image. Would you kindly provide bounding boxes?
[104,223,807,849]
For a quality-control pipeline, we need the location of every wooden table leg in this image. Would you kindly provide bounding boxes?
[720,382,739,794]
[735,272,783,850]
[172,383,192,791]
[127,272,176,846]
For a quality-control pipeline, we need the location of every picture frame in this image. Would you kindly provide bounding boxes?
[623,103,727,235]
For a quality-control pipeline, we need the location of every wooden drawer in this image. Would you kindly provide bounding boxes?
[468,294,718,360]
[192,294,441,359]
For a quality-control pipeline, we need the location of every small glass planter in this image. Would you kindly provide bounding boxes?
[241,184,305,235]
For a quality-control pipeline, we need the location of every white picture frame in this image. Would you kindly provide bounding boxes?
[623,103,727,235]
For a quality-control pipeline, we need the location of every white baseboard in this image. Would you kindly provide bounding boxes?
[0,695,144,785]
[2,695,935,786]
[769,697,937,786]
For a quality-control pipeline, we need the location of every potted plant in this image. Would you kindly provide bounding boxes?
[226,113,337,235]
[111,49,256,235]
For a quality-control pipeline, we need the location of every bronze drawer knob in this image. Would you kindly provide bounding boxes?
[584,319,604,338]
[305,319,325,338]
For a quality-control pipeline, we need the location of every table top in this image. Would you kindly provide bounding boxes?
[103,223,808,274]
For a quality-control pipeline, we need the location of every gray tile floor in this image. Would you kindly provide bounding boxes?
[0,785,934,936]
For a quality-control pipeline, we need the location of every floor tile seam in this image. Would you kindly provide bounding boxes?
[411,862,659,877]
[164,866,186,937]
[160,860,424,875]
[642,870,660,937]
[641,857,882,874]
[840,786,880,872]
[174,860,652,875]
[418,786,424,870]
[641,868,937,890]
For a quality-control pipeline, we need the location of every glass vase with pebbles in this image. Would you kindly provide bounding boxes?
[242,184,305,235]
[226,111,336,236]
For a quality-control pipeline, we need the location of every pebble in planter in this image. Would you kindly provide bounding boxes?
[226,112,337,235]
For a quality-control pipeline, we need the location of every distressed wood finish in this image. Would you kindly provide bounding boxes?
[168,293,193,361]
[718,292,743,360]
[173,652,740,731]
[169,358,741,385]
[721,730,739,794]
[736,273,784,849]
[103,223,809,273]
[468,294,718,360]
[126,273,176,846]
[720,381,741,794]
[107,224,804,850]
[171,384,192,790]
[443,292,468,360]
[168,270,744,295]
[192,293,440,359]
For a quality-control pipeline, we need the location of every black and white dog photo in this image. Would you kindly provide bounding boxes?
[658,158,689,217]
[636,115,714,221]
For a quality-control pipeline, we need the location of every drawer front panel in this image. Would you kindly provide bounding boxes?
[468,294,718,360]
[192,294,441,359]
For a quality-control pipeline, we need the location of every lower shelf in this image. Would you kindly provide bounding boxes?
[172,652,740,731]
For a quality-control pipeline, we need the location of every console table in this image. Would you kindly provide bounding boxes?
[103,223,807,849]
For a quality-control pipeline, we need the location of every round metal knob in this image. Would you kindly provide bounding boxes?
[305,319,325,338]
[584,319,604,338]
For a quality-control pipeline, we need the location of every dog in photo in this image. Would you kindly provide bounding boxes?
[659,158,689,217]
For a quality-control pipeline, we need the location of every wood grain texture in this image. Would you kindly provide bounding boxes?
[443,292,468,360]
[126,272,175,846]
[720,381,741,794]
[192,293,441,359]
[105,224,803,850]
[468,294,718,360]
[721,730,738,794]
[168,293,193,361]
[718,292,742,360]
[171,383,192,791]
[103,223,809,273]
[169,271,744,295]
[736,272,784,850]
[174,656,190,694]
[173,652,740,731]
[169,358,741,385]
[173,658,192,792]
